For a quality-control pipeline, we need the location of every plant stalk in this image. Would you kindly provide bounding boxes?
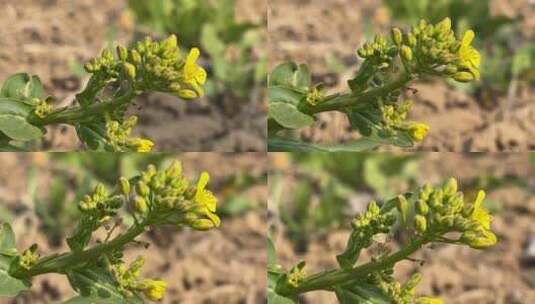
[29,90,137,126]
[299,73,412,115]
[276,236,428,296]
[11,224,145,279]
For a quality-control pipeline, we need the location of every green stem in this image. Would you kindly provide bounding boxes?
[29,90,137,126]
[11,224,145,279]
[276,236,428,296]
[299,73,412,115]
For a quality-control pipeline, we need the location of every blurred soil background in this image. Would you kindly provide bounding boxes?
[269,152,535,303]
[0,0,267,151]
[0,153,267,303]
[268,0,535,151]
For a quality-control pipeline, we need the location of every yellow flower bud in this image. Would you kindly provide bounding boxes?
[436,17,452,34]
[453,71,475,83]
[416,200,429,215]
[391,28,403,46]
[416,297,444,304]
[141,279,167,301]
[123,62,137,80]
[415,215,427,233]
[117,45,128,61]
[136,182,150,197]
[163,34,178,51]
[119,177,130,197]
[165,160,182,178]
[396,194,409,224]
[130,50,142,65]
[133,196,148,213]
[177,89,198,100]
[190,219,217,231]
[407,123,429,142]
[401,45,413,62]
[443,177,458,196]
[461,229,497,249]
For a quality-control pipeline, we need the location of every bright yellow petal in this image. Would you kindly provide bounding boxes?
[196,172,209,193]
[187,48,200,63]
[462,30,475,47]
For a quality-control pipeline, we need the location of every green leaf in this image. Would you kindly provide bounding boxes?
[267,289,297,304]
[0,223,17,256]
[268,138,381,152]
[268,102,314,129]
[0,98,33,116]
[268,86,305,106]
[67,268,143,303]
[75,123,108,151]
[0,73,43,103]
[0,225,29,298]
[267,237,277,268]
[334,283,392,304]
[0,262,30,298]
[0,114,43,141]
[269,62,311,91]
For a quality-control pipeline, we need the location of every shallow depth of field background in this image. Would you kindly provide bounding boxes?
[0,0,266,152]
[0,153,267,303]
[269,153,535,303]
[269,0,535,151]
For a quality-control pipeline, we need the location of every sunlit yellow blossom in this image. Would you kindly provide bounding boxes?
[141,279,167,301]
[416,297,444,304]
[129,138,154,152]
[458,30,481,79]
[195,172,217,213]
[183,48,207,97]
[407,123,429,142]
[470,190,491,229]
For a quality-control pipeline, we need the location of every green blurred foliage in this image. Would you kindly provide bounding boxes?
[383,0,535,94]
[271,153,420,250]
[128,0,267,101]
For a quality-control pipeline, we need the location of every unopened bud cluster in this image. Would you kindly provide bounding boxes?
[78,183,123,223]
[84,35,207,100]
[337,201,396,268]
[403,178,496,249]
[106,116,154,152]
[111,256,167,301]
[119,161,220,231]
[389,18,481,82]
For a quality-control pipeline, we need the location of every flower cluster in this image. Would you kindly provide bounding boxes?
[105,116,154,152]
[111,256,167,301]
[84,35,207,100]
[272,178,496,303]
[78,183,123,223]
[408,178,497,249]
[337,201,396,268]
[122,160,220,231]
[390,18,481,82]
[351,18,481,142]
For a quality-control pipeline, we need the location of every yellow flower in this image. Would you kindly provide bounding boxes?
[416,297,444,304]
[471,190,491,229]
[141,279,167,301]
[458,30,481,79]
[408,123,429,142]
[195,172,217,213]
[193,172,220,228]
[129,138,154,152]
[183,48,207,97]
